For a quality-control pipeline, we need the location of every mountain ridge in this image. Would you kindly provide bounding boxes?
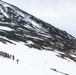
[0,0,76,62]
[0,1,76,75]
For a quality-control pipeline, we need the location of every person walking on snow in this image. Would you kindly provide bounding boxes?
[12,55,15,60]
[17,59,19,64]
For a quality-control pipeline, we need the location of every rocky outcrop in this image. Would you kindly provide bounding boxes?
[0,0,76,60]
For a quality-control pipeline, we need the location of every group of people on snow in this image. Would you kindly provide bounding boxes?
[0,51,19,64]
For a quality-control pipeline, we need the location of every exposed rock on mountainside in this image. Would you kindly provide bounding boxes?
[0,0,76,63]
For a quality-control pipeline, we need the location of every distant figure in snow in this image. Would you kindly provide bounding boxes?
[17,59,19,64]
[7,53,9,58]
[9,54,12,59]
[12,55,15,60]
[3,52,7,58]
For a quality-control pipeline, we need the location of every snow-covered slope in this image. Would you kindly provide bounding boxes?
[0,41,76,75]
[0,43,76,75]
[0,0,76,75]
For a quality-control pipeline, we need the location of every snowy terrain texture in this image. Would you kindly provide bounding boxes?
[0,0,76,75]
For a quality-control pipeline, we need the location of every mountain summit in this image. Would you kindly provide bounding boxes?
[0,0,76,75]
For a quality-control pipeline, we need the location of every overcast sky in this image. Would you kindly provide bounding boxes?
[3,0,76,37]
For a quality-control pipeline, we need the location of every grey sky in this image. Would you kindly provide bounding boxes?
[3,0,76,37]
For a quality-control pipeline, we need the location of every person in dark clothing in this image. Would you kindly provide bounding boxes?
[3,53,8,58]
[9,54,11,59]
[12,55,15,60]
[0,51,3,56]
[17,59,19,64]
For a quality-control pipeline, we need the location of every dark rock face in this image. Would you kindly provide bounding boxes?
[0,0,76,54]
